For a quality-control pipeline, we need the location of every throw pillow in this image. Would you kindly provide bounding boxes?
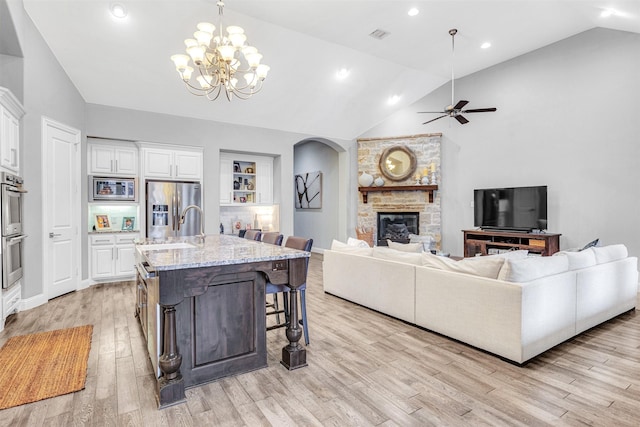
[580,238,600,251]
[347,237,371,248]
[372,247,423,265]
[421,253,505,279]
[387,240,423,253]
[330,239,373,256]
[591,244,628,264]
[499,256,569,283]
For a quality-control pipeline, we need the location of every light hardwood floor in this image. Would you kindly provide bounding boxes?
[1,253,639,426]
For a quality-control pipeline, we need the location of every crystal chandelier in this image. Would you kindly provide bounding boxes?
[170,0,269,101]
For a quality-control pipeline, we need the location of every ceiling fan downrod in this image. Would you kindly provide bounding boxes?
[449,28,457,110]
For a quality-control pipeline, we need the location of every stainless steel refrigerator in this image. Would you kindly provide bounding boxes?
[146,180,202,239]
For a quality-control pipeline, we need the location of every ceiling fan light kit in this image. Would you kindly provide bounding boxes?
[419,29,497,125]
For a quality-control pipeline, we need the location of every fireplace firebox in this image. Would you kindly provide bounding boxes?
[377,212,419,246]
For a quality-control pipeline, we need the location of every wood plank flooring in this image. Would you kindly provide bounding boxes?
[1,252,639,426]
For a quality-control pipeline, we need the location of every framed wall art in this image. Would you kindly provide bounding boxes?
[295,171,322,209]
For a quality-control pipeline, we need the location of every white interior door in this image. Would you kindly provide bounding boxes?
[42,117,80,299]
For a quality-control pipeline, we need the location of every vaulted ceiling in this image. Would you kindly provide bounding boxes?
[22,0,640,140]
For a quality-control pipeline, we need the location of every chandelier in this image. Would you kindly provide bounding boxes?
[170,0,269,101]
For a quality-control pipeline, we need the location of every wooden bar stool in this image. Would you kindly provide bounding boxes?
[265,236,313,345]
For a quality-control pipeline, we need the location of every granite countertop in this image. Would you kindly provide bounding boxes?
[136,234,310,271]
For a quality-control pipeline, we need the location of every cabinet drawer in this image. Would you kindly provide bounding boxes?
[90,234,116,245]
[116,233,139,245]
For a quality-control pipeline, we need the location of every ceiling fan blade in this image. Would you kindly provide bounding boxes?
[453,100,469,110]
[455,115,469,124]
[462,108,497,113]
[422,115,448,125]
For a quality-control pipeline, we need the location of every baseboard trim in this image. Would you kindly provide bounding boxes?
[20,293,48,312]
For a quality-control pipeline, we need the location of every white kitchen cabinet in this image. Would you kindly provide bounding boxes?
[0,88,26,174]
[90,233,139,280]
[142,147,202,181]
[220,153,274,205]
[219,157,233,204]
[255,159,273,204]
[88,142,138,176]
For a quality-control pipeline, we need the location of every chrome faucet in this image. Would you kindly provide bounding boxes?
[179,204,205,238]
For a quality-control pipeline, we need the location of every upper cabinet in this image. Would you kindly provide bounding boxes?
[0,88,26,174]
[142,147,203,181]
[220,153,274,205]
[88,142,138,176]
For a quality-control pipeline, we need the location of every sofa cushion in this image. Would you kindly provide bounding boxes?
[387,240,423,253]
[331,239,374,256]
[373,247,423,265]
[421,253,505,279]
[553,249,597,270]
[499,256,569,282]
[591,244,628,264]
[347,237,371,248]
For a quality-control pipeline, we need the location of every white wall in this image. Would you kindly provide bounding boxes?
[293,140,340,250]
[361,28,640,259]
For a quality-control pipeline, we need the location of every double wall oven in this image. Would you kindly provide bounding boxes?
[1,173,26,290]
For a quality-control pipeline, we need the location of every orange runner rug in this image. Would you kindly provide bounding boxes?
[0,325,93,410]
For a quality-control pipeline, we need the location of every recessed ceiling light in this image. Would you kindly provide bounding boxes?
[408,8,419,17]
[110,3,127,19]
[336,68,350,80]
[481,42,491,49]
[387,95,400,105]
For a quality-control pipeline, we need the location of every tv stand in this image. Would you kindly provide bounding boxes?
[463,229,561,257]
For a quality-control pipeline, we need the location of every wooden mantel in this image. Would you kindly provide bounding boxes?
[358,185,438,204]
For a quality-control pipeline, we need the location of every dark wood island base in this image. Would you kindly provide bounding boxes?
[136,236,310,408]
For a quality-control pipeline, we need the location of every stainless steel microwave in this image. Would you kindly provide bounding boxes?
[89,176,137,202]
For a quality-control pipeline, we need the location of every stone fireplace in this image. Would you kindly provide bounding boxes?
[357,133,442,249]
[377,212,419,245]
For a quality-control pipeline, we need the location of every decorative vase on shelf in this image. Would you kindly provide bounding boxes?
[233,179,241,190]
[421,176,430,185]
[358,171,374,187]
[373,176,385,187]
[247,181,255,190]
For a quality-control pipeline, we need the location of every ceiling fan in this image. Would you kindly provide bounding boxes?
[419,29,497,125]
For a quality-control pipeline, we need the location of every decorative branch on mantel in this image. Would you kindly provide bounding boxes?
[358,185,438,204]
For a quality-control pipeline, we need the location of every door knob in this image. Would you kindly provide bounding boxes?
[49,232,61,238]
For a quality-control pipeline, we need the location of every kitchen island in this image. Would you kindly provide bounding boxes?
[135,234,310,408]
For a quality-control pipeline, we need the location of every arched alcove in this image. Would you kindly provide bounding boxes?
[293,138,345,250]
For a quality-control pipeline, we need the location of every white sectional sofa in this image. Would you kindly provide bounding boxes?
[323,242,638,364]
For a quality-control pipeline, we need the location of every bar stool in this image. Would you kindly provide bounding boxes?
[261,232,283,246]
[243,229,262,241]
[266,236,313,345]
[261,232,284,323]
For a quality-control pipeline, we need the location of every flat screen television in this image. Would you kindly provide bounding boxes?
[474,186,548,232]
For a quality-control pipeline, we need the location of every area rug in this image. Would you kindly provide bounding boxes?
[0,325,93,410]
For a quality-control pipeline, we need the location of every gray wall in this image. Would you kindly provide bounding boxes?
[7,0,86,299]
[293,140,340,249]
[361,28,640,259]
[0,1,23,98]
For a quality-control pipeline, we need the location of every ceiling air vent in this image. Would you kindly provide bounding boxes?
[369,29,390,40]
